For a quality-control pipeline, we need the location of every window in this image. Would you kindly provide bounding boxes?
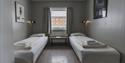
[50,8,67,36]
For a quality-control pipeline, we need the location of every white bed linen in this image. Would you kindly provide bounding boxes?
[14,36,48,63]
[70,33,86,36]
[69,36,120,63]
[30,33,45,37]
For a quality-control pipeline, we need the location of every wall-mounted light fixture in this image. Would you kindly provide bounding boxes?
[26,20,36,24]
[81,17,92,36]
[81,17,88,24]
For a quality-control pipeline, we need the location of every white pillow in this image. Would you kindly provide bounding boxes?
[30,33,45,37]
[14,41,31,50]
[71,33,86,36]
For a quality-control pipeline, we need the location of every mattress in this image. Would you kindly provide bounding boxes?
[69,36,120,63]
[14,36,48,63]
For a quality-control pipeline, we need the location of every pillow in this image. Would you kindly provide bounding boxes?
[30,33,45,37]
[14,41,31,50]
[71,33,86,36]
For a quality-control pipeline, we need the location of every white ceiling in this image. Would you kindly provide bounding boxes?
[32,0,85,2]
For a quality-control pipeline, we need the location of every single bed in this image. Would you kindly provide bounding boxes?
[69,33,120,63]
[14,33,48,63]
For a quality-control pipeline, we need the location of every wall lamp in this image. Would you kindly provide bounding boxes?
[26,20,36,24]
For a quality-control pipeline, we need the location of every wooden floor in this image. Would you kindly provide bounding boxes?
[36,44,80,63]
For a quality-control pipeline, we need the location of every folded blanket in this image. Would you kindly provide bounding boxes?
[83,40,107,48]
[14,41,31,50]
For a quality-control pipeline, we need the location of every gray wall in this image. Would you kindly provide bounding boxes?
[31,1,86,34]
[86,0,125,63]
[12,0,32,42]
[32,0,86,1]
[0,0,31,63]
[0,0,13,63]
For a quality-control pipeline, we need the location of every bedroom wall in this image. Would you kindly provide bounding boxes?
[31,1,86,34]
[12,0,32,42]
[0,0,31,63]
[0,0,2,62]
[0,0,14,63]
[32,0,86,1]
[86,0,125,63]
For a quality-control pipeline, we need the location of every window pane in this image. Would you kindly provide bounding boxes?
[50,8,67,36]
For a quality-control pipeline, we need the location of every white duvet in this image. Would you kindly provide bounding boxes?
[14,36,48,63]
[69,36,120,63]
